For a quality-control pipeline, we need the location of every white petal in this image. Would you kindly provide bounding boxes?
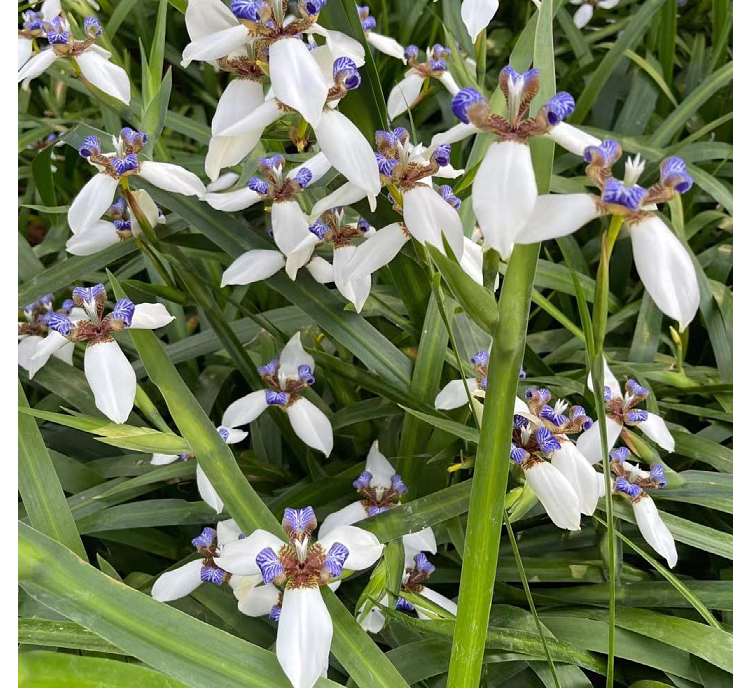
[367,32,406,61]
[185,0,238,41]
[573,4,594,28]
[310,182,367,219]
[278,332,315,388]
[220,426,247,444]
[287,398,333,456]
[387,72,426,119]
[17,49,58,83]
[215,529,286,575]
[365,441,397,488]
[207,172,240,192]
[628,216,700,331]
[516,194,601,244]
[333,245,371,313]
[30,331,70,372]
[51,340,75,366]
[277,587,332,688]
[215,97,285,138]
[217,518,245,546]
[459,237,484,285]
[84,341,136,423]
[269,37,328,127]
[550,441,601,516]
[342,223,409,284]
[287,152,331,186]
[129,189,162,237]
[586,357,622,399]
[403,185,465,259]
[222,390,269,428]
[635,413,675,452]
[138,161,206,197]
[221,249,285,287]
[403,527,437,558]
[461,0,499,42]
[315,110,380,198]
[196,464,224,513]
[546,122,601,156]
[306,256,334,283]
[235,577,281,617]
[416,586,458,619]
[599,0,621,9]
[41,0,62,21]
[130,303,174,329]
[435,378,478,409]
[151,559,204,602]
[285,234,319,281]
[318,526,384,571]
[310,24,366,67]
[524,461,581,531]
[473,140,537,260]
[65,220,121,256]
[68,173,119,236]
[19,336,45,378]
[426,123,481,156]
[435,163,465,179]
[271,200,312,257]
[359,605,386,633]
[576,418,623,463]
[317,501,368,541]
[181,24,248,67]
[203,188,261,212]
[18,37,33,70]
[150,453,179,466]
[77,50,131,104]
[633,496,677,568]
[438,71,460,96]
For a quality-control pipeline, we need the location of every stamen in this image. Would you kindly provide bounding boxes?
[451,87,489,125]
[625,409,648,423]
[78,135,101,158]
[510,444,528,464]
[309,220,329,239]
[357,217,370,234]
[282,506,317,538]
[396,596,415,612]
[471,350,490,367]
[323,542,349,578]
[413,552,435,576]
[601,179,647,211]
[391,475,408,496]
[608,447,630,463]
[539,404,568,427]
[200,566,227,584]
[46,313,73,336]
[293,167,313,189]
[256,547,284,584]
[660,156,693,194]
[438,185,461,210]
[353,471,373,489]
[403,45,419,61]
[431,144,451,167]
[247,176,270,196]
[108,298,135,328]
[112,154,139,176]
[649,464,667,488]
[265,390,289,406]
[297,364,315,385]
[83,17,103,38]
[192,527,217,549]
[614,477,642,500]
[231,0,263,21]
[583,139,622,167]
[258,358,278,377]
[333,57,361,90]
[269,605,282,622]
[376,153,398,178]
[535,427,561,455]
[218,427,230,442]
[541,91,575,127]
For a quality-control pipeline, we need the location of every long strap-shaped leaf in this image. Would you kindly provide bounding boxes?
[107,273,409,688]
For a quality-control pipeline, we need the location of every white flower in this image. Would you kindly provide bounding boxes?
[18,15,131,103]
[32,285,173,423]
[18,0,61,69]
[461,0,499,43]
[221,332,333,456]
[355,6,406,61]
[632,495,677,568]
[215,506,383,688]
[571,0,620,29]
[151,521,247,602]
[549,441,601,516]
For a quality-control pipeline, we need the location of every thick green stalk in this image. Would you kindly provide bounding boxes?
[446,243,539,687]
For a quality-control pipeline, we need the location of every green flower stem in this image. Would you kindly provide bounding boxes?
[134,384,172,434]
[446,242,540,687]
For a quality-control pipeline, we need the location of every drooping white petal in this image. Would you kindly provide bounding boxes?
[318,501,368,541]
[573,4,594,28]
[278,332,315,388]
[437,71,460,96]
[235,577,281,617]
[68,173,119,236]
[18,37,33,70]
[221,249,285,287]
[546,122,602,156]
[151,559,204,602]
[435,378,481,410]
[271,200,312,258]
[387,71,426,119]
[185,0,238,41]
[318,526,384,570]
[17,49,58,83]
[66,221,121,256]
[287,398,333,456]
[277,587,332,688]
[285,235,319,281]
[306,256,334,283]
[315,110,381,201]
[196,464,223,513]
[524,461,581,531]
[342,223,409,285]
[635,413,675,452]
[365,441,397,488]
[333,245,371,313]
[215,97,286,138]
[550,441,601,516]
[461,0,499,43]
[402,185,465,259]
[214,529,286,575]
[586,357,622,399]
[632,496,677,568]
[151,453,180,466]
[181,24,248,67]
[310,182,368,219]
[130,303,174,330]
[367,32,406,61]
[435,163,465,179]
[473,140,537,260]
[77,50,132,104]
[129,189,163,237]
[516,194,602,244]
[203,188,261,212]
[269,37,328,127]
[18,336,45,378]
[221,426,247,445]
[41,0,62,21]
[576,417,624,463]
[222,390,269,428]
[207,172,240,192]
[459,236,484,285]
[138,161,207,197]
[628,216,700,331]
[52,339,75,366]
[217,518,245,546]
[599,0,621,9]
[359,603,386,633]
[416,586,458,619]
[30,331,70,371]
[84,341,136,424]
[309,24,366,67]
[426,123,481,155]
[403,527,438,558]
